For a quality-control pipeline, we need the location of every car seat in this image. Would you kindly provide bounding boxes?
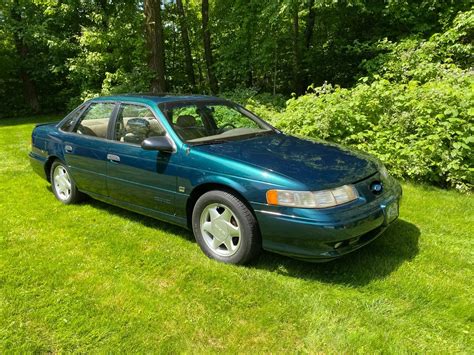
[123,118,150,144]
[175,115,205,140]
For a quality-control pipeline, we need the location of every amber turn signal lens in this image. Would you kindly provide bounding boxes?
[266,190,279,205]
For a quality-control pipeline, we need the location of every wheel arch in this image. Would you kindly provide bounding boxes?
[185,182,257,230]
[44,155,61,182]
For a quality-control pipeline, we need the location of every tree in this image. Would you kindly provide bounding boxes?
[291,1,303,95]
[201,0,218,94]
[176,0,196,91]
[303,0,316,89]
[304,0,315,50]
[145,0,167,93]
[9,0,40,113]
[1,0,471,116]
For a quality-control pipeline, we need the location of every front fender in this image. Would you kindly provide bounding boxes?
[174,167,284,222]
[191,174,251,197]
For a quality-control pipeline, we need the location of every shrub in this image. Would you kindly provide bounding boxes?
[221,88,286,124]
[276,74,472,191]
[271,11,474,192]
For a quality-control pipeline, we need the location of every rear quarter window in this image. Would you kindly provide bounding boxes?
[60,105,86,132]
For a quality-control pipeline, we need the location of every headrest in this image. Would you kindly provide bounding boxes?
[176,115,196,128]
[126,118,150,134]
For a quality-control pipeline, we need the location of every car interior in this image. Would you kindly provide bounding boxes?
[173,114,207,141]
[74,104,166,145]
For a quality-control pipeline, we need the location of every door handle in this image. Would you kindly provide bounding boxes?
[107,154,120,162]
[65,145,73,153]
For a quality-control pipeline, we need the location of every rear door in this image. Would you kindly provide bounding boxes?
[63,102,117,196]
[106,103,178,215]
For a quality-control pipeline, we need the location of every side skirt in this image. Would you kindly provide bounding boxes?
[83,191,189,229]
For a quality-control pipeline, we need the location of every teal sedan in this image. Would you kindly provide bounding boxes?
[29,94,401,264]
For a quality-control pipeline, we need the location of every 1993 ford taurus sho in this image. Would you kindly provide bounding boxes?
[29,94,402,264]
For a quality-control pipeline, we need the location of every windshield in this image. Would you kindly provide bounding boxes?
[159,101,275,144]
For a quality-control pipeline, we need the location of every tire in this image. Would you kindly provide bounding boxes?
[50,160,83,204]
[192,190,261,264]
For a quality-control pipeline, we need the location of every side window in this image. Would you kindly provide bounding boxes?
[60,105,86,132]
[114,104,165,145]
[73,103,116,138]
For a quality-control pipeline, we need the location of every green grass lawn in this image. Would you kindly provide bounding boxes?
[1,115,473,352]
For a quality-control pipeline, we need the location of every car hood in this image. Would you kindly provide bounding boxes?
[193,133,379,189]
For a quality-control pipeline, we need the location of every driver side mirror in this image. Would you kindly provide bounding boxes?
[141,136,174,153]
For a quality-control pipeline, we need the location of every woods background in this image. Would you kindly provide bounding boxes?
[0,0,472,190]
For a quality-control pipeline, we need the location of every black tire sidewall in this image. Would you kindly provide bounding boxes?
[192,190,260,264]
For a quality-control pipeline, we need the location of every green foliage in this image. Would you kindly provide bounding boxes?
[0,0,82,116]
[278,77,473,191]
[361,11,474,83]
[272,11,474,191]
[0,2,472,192]
[221,88,286,123]
[66,0,150,108]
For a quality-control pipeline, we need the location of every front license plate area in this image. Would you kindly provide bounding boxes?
[384,201,399,224]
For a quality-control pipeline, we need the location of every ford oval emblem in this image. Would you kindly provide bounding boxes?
[370,181,383,195]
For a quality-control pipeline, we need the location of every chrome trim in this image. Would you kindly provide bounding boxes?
[254,210,291,217]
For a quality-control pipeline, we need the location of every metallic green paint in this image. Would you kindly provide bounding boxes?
[29,94,402,262]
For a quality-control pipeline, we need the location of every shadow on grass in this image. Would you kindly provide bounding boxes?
[69,190,419,287]
[254,219,420,286]
[72,193,195,241]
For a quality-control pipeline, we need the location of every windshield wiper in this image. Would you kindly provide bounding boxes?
[190,130,276,146]
[237,130,276,140]
[252,130,275,137]
[190,139,230,146]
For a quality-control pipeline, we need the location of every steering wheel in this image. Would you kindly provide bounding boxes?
[220,123,236,131]
[76,125,96,136]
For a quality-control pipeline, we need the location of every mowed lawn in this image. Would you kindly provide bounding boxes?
[0,116,472,353]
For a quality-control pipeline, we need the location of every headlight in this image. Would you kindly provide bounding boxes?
[266,185,359,208]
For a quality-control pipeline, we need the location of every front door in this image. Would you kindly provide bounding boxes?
[106,103,178,215]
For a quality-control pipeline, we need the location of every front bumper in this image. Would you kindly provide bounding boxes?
[253,177,402,262]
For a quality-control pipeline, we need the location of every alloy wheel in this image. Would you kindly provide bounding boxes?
[53,165,72,201]
[199,203,242,257]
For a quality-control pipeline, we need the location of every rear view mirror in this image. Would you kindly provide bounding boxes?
[141,136,174,153]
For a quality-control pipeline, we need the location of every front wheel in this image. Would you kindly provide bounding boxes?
[192,190,261,264]
[50,161,83,204]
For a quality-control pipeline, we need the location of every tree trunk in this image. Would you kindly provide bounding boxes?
[292,2,303,95]
[145,0,167,93]
[176,0,196,91]
[246,26,253,87]
[202,0,218,94]
[11,1,40,113]
[303,0,316,89]
[304,0,316,50]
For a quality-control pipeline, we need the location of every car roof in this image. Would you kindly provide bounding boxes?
[93,93,224,105]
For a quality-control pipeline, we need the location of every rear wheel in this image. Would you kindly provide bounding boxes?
[192,190,261,264]
[50,161,83,204]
